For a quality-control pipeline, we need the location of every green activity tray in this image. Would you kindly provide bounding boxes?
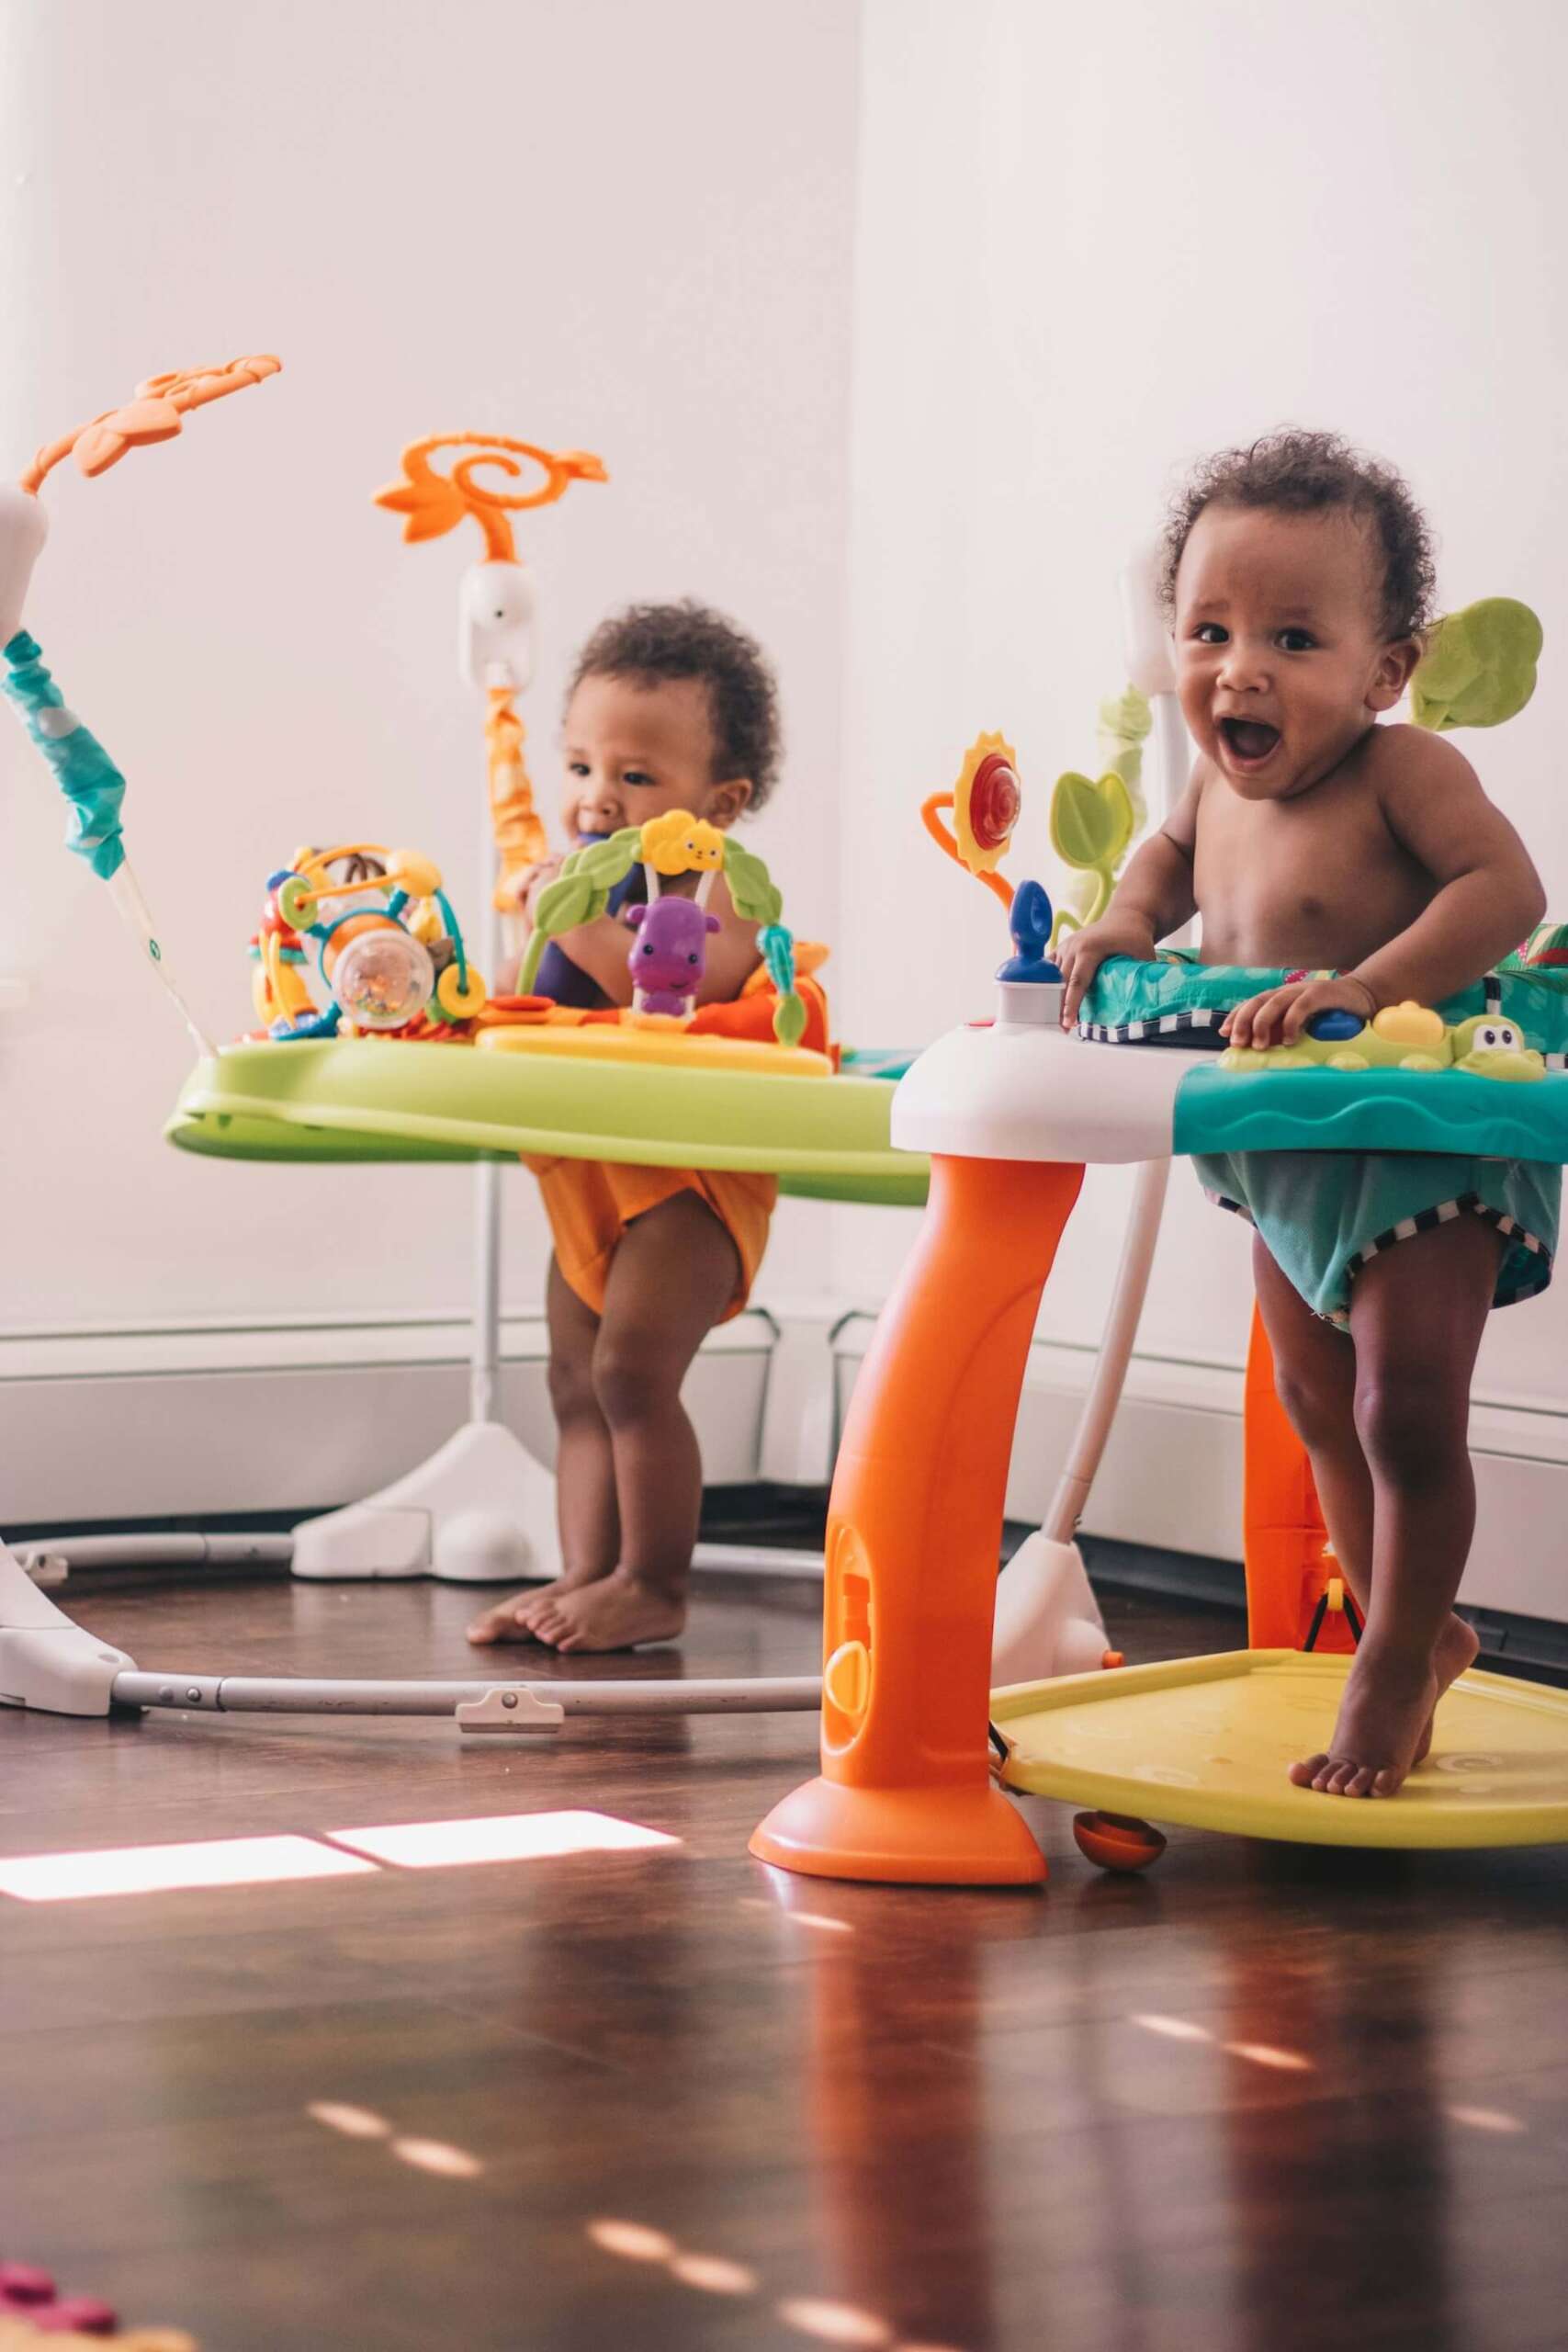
[165,1039,931,1208]
[992,1650,1568,1849]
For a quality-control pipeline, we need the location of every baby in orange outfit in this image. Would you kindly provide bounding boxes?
[468,602,783,1653]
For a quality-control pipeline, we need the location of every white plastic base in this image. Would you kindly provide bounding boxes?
[989,1531,1111,1688]
[0,1541,136,1714]
[291,1420,563,1586]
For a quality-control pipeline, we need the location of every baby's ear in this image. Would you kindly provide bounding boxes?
[708,777,753,826]
[1371,635,1424,712]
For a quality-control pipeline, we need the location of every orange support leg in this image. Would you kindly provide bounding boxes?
[1242,1301,1351,1653]
[750,1154,1086,1885]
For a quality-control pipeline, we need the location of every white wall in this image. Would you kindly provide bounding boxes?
[840,0,1568,1419]
[0,0,857,1336]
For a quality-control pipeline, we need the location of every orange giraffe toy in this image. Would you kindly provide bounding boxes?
[375,433,608,915]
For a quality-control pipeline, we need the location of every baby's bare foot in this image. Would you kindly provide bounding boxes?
[1412,1612,1481,1768]
[1289,1641,1442,1800]
[520,1567,686,1655]
[467,1566,609,1647]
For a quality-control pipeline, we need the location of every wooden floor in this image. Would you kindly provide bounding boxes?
[6,1569,1568,2352]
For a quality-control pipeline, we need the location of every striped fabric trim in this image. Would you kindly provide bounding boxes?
[1348,1193,1551,1301]
[1078,1006,1224,1046]
[1085,973,1508,1048]
[1205,1186,1554,1317]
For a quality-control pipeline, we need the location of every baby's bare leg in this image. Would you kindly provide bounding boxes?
[467,1257,619,1646]
[523,1191,743,1654]
[1252,1237,1373,1598]
[1253,1239,1477,1781]
[1284,1218,1498,1797]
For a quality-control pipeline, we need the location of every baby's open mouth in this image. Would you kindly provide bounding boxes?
[1219,718,1280,763]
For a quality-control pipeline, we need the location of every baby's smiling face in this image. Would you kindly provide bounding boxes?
[1173,503,1421,801]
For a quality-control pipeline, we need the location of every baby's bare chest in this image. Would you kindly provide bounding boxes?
[1191,776,1430,962]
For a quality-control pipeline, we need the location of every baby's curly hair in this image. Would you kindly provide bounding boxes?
[566,599,782,811]
[1162,429,1437,640]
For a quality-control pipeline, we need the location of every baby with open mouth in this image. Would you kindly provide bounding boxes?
[1059,429,1554,1803]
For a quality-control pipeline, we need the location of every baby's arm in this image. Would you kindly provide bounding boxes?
[1057,775,1202,1025]
[691,878,761,1004]
[1353,729,1545,1006]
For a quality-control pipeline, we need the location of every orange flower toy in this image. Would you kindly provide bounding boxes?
[919,729,1024,910]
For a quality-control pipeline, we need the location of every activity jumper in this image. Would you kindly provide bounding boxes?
[6,359,1568,1882]
[752,569,1568,1883]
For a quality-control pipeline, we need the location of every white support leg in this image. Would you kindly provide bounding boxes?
[990,1531,1114,1687]
[0,1540,136,1714]
[290,1420,563,1583]
[987,628,1190,1690]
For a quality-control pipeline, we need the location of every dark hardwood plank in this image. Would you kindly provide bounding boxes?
[5,1569,1567,2351]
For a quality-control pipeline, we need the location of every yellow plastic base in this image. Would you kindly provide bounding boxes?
[750,1775,1047,1886]
[477,1023,832,1077]
[993,1650,1568,1849]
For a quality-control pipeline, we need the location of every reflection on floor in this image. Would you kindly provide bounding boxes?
[5,1567,1568,2351]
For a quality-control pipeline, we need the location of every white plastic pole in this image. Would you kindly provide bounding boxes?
[470,831,503,1426]
[468,667,510,1428]
[15,1532,293,1573]
[1042,1155,1170,1544]
[1037,552,1191,1544]
[109,1668,820,1717]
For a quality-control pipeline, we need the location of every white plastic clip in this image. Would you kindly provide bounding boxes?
[456,1684,566,1736]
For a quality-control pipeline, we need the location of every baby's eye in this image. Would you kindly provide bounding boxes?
[1193,623,1228,645]
[566,760,590,778]
[623,769,656,788]
[1277,628,1316,653]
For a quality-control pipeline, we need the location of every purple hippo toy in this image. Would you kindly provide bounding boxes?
[625,895,721,1017]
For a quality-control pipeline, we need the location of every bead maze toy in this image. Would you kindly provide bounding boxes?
[253,843,488,1040]
[750,560,1568,1883]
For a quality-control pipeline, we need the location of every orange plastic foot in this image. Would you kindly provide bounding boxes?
[750,1776,1046,1888]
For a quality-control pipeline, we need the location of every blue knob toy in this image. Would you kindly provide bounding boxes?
[1305,1007,1367,1043]
[996,878,1063,984]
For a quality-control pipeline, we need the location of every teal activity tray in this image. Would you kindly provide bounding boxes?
[1174,1061,1568,1160]
[992,1651,1568,1850]
[166,1038,931,1207]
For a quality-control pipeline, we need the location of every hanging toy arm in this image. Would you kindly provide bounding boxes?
[721,839,807,1044]
[517,827,643,993]
[376,430,609,936]
[484,687,548,909]
[5,356,280,1057]
[2,632,128,878]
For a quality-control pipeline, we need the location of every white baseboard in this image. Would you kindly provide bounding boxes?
[0,1309,776,1528]
[8,1304,1568,1634]
[833,1317,1568,1627]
